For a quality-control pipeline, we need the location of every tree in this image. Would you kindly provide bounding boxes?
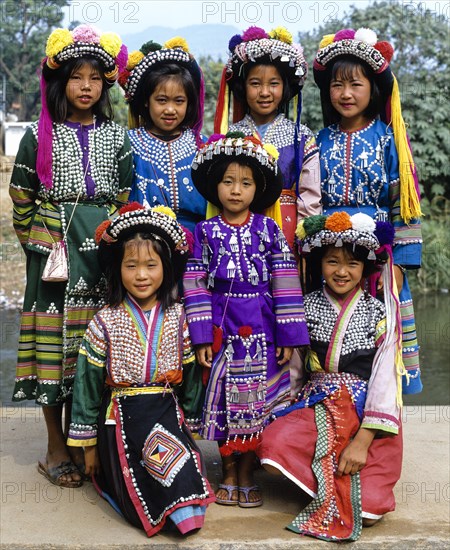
[297,0,449,201]
[198,55,224,136]
[0,0,69,121]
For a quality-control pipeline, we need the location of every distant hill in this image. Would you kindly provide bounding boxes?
[122,24,240,60]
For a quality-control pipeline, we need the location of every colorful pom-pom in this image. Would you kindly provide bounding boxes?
[374,41,394,63]
[228,34,243,52]
[334,29,356,42]
[207,133,226,144]
[319,34,335,49]
[153,205,177,219]
[46,28,73,58]
[225,130,246,139]
[295,220,306,240]
[238,326,253,338]
[181,226,194,254]
[164,36,189,52]
[325,211,352,232]
[119,202,146,215]
[71,24,101,44]
[126,50,145,70]
[95,220,111,244]
[350,212,376,232]
[354,27,378,46]
[375,221,395,245]
[140,40,162,55]
[118,69,130,87]
[303,215,327,235]
[242,26,269,42]
[100,32,122,58]
[116,44,128,73]
[263,143,279,160]
[269,27,293,44]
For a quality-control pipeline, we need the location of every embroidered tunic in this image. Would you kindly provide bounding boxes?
[10,119,132,405]
[183,213,309,452]
[229,114,322,249]
[258,287,401,541]
[317,119,422,392]
[128,128,207,233]
[68,296,213,536]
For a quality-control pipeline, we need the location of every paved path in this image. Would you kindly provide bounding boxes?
[1,405,449,549]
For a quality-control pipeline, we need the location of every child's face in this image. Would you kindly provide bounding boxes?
[121,239,163,310]
[65,62,103,122]
[321,247,364,299]
[245,64,284,125]
[217,162,257,224]
[329,65,371,131]
[147,77,187,136]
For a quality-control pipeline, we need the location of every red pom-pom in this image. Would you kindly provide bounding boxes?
[245,136,263,147]
[181,225,194,255]
[238,325,252,338]
[118,69,130,87]
[119,201,146,215]
[212,325,223,354]
[374,41,394,63]
[95,220,111,244]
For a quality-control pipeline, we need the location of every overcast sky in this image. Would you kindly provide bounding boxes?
[63,0,372,34]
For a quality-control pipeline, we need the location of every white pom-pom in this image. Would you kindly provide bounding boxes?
[350,213,376,233]
[355,28,378,46]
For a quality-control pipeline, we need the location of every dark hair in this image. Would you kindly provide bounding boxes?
[129,64,198,130]
[42,58,113,123]
[207,157,266,212]
[304,243,380,294]
[105,233,176,310]
[232,62,292,116]
[320,56,382,126]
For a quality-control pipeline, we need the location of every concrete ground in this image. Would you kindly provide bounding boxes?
[1,405,449,549]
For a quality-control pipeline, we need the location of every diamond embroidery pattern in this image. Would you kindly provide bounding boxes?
[141,423,190,487]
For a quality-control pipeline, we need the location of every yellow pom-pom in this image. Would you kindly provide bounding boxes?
[263,143,279,161]
[127,50,145,70]
[46,28,73,58]
[295,220,306,240]
[153,206,177,219]
[164,36,189,52]
[269,27,293,44]
[319,34,335,49]
[100,32,122,58]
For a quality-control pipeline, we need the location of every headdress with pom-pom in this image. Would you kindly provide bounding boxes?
[215,26,309,195]
[118,36,205,146]
[191,131,283,220]
[37,24,127,191]
[313,27,421,223]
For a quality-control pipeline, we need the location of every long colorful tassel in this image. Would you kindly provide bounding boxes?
[214,67,230,134]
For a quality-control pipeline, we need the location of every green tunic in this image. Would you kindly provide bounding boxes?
[10,119,132,405]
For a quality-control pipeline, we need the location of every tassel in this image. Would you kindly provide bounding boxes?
[264,199,283,227]
[127,107,139,130]
[206,202,220,220]
[390,76,422,223]
[36,69,53,189]
[213,67,230,134]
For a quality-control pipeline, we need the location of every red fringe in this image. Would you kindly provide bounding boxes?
[213,67,229,134]
[219,436,260,456]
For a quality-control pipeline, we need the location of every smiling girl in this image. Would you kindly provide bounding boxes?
[10,25,132,488]
[120,38,206,233]
[216,26,322,251]
[313,28,423,394]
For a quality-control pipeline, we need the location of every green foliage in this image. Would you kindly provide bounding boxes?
[0,0,69,121]
[297,0,450,202]
[198,55,224,137]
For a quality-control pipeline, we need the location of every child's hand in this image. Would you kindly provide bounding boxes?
[276,346,293,366]
[196,344,213,368]
[336,428,376,477]
[84,445,100,476]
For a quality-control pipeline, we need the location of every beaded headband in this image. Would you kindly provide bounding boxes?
[95,203,189,257]
[226,26,308,90]
[45,25,127,84]
[296,212,395,259]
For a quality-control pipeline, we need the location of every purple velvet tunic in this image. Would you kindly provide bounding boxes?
[183,213,309,452]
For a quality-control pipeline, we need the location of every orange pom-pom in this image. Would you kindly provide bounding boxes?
[325,211,352,232]
[95,220,111,244]
[374,41,394,63]
[119,201,145,215]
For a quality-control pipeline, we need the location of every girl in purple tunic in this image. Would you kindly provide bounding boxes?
[183,132,309,507]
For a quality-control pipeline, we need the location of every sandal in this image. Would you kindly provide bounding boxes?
[238,485,263,508]
[38,461,83,488]
[215,483,239,506]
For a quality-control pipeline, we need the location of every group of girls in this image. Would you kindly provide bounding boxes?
[10,22,422,542]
